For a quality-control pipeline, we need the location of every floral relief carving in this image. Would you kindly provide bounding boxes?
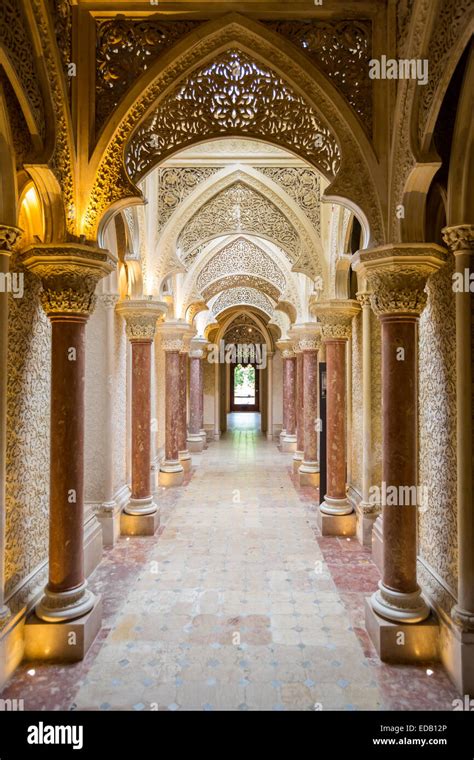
[125,49,341,182]
[196,238,286,294]
[418,252,458,604]
[95,18,203,133]
[179,182,300,263]
[202,275,280,304]
[212,287,274,318]
[256,167,321,235]
[156,168,220,231]
[0,0,45,139]
[263,20,373,133]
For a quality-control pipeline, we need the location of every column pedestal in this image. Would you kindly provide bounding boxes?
[20,243,115,659]
[117,299,167,535]
[353,243,446,660]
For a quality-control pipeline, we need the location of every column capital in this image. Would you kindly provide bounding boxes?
[116,298,167,341]
[311,299,360,341]
[352,243,446,318]
[276,339,295,358]
[99,293,119,309]
[189,337,209,360]
[0,224,22,254]
[356,291,372,308]
[20,243,116,319]
[288,323,322,352]
[442,224,474,253]
[157,319,195,352]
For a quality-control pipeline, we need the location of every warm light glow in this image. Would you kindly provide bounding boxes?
[18,182,44,243]
[27,669,35,676]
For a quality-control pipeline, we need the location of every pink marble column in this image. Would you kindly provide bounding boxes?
[159,322,195,486]
[178,350,192,472]
[21,243,115,623]
[296,328,321,486]
[292,345,304,470]
[187,339,208,453]
[354,244,446,625]
[277,340,297,452]
[116,300,167,534]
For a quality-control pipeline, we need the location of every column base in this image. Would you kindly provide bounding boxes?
[298,461,320,487]
[292,450,304,474]
[200,430,209,449]
[121,509,160,536]
[35,581,96,623]
[281,433,297,453]
[24,594,103,662]
[365,597,439,663]
[441,610,474,696]
[159,461,184,487]
[187,434,204,453]
[370,581,430,624]
[0,611,24,690]
[355,501,380,548]
[320,494,353,516]
[97,501,121,547]
[124,496,157,517]
[316,507,356,537]
[179,450,192,472]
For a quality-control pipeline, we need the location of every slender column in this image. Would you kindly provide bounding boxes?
[198,350,208,447]
[298,328,321,486]
[178,347,192,471]
[357,292,374,509]
[312,302,360,516]
[276,340,297,452]
[443,225,474,629]
[0,225,22,621]
[158,321,194,485]
[266,351,274,441]
[354,243,446,624]
[213,348,221,440]
[187,338,208,453]
[116,299,167,518]
[292,343,304,471]
[21,243,115,622]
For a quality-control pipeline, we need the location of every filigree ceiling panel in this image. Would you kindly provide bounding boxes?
[95,18,203,133]
[179,182,299,264]
[255,167,321,234]
[263,20,372,133]
[196,238,286,293]
[125,49,341,181]
[224,322,265,345]
[202,275,280,303]
[0,0,45,138]
[157,167,220,231]
[212,287,274,318]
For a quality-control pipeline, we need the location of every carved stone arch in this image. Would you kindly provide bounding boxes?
[84,14,384,245]
[446,42,474,226]
[211,287,274,320]
[202,274,281,305]
[156,166,325,287]
[214,308,274,352]
[0,80,18,225]
[275,301,297,325]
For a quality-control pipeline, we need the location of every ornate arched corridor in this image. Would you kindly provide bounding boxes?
[0,0,473,719]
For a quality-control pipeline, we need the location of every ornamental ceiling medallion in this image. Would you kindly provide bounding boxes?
[125,49,341,182]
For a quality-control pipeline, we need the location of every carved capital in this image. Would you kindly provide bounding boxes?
[276,340,295,358]
[99,293,119,309]
[288,323,322,352]
[20,244,116,319]
[356,291,372,308]
[0,225,22,254]
[442,225,474,254]
[311,299,360,341]
[157,320,196,352]
[189,337,209,360]
[116,298,167,342]
[352,244,446,318]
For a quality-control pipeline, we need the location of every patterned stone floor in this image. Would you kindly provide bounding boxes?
[2,413,458,710]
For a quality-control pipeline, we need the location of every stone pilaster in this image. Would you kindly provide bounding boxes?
[20,243,115,629]
[442,225,474,693]
[354,243,446,661]
[116,298,167,535]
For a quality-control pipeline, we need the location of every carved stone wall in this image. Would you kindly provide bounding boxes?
[196,238,286,294]
[157,168,220,231]
[85,305,107,502]
[5,270,50,600]
[418,251,458,607]
[256,167,321,235]
[212,287,274,318]
[179,182,300,263]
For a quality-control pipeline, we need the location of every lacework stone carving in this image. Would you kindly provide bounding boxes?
[48,0,72,94]
[157,167,220,231]
[125,49,341,182]
[212,287,274,318]
[196,238,286,294]
[0,0,45,138]
[0,71,33,170]
[263,20,372,133]
[179,182,299,263]
[224,322,265,346]
[202,275,280,304]
[95,18,203,133]
[256,167,321,234]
